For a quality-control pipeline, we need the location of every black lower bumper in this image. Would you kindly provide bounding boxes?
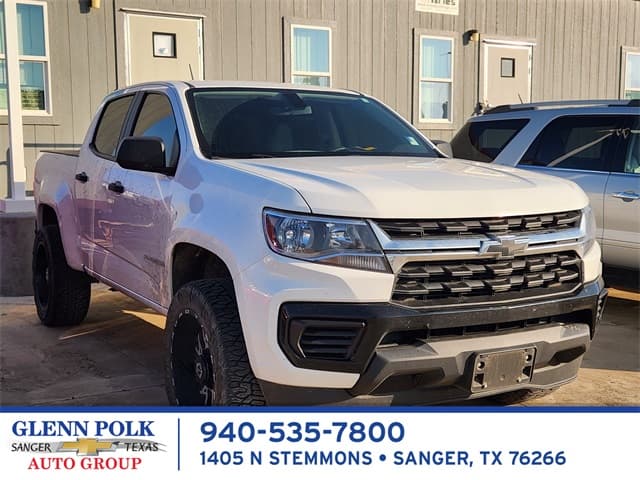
[262,279,607,405]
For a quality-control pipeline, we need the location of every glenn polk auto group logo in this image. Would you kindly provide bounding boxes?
[9,419,165,471]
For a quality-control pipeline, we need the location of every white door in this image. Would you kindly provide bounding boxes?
[75,94,135,271]
[104,90,179,305]
[482,41,533,108]
[124,12,203,85]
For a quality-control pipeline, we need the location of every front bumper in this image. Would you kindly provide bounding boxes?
[261,279,607,405]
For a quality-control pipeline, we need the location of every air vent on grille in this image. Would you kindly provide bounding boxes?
[376,211,581,239]
[296,322,365,360]
[393,252,581,307]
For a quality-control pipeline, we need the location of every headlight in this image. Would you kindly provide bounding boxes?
[263,209,391,273]
[581,205,597,253]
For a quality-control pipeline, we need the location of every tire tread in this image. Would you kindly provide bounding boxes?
[33,225,90,326]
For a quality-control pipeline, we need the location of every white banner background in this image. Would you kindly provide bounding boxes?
[1,409,637,479]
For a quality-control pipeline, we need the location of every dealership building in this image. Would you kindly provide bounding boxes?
[0,0,639,293]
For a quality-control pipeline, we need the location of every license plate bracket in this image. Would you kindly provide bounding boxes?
[470,347,536,393]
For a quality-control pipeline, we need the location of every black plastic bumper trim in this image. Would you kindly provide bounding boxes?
[278,279,606,374]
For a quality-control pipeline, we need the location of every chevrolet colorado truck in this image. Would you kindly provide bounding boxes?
[33,81,607,406]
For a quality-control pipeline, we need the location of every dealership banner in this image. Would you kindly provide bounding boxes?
[1,407,637,479]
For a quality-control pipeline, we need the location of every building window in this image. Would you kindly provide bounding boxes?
[152,32,176,58]
[419,35,453,123]
[291,25,331,87]
[500,58,515,78]
[0,1,50,114]
[623,51,640,100]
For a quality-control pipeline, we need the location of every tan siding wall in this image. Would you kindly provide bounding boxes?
[1,0,639,197]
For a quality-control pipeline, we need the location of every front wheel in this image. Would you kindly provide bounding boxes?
[165,279,265,406]
[32,225,91,326]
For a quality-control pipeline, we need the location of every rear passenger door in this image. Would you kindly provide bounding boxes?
[76,94,134,271]
[602,117,640,269]
[518,115,628,247]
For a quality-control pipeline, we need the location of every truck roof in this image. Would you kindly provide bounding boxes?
[113,80,363,97]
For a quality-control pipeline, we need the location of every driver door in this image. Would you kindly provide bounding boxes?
[99,90,180,305]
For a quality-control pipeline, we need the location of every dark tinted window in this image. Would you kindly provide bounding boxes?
[520,115,624,172]
[93,95,134,157]
[132,93,180,168]
[188,89,439,158]
[615,117,640,174]
[450,119,529,163]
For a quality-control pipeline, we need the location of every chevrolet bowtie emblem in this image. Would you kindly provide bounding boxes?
[480,235,529,258]
[59,438,115,456]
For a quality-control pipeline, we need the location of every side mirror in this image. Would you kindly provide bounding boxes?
[432,140,453,158]
[116,136,173,174]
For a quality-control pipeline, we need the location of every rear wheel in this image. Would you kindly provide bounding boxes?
[32,225,91,326]
[165,279,265,406]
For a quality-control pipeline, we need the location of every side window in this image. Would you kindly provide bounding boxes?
[450,119,529,163]
[290,25,332,86]
[613,117,640,175]
[132,93,180,168]
[0,2,52,113]
[622,50,640,100]
[93,95,134,157]
[520,116,624,172]
[419,36,454,123]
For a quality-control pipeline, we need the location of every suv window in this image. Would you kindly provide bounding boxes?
[132,93,180,168]
[450,119,529,163]
[93,95,134,157]
[614,117,640,175]
[520,115,625,172]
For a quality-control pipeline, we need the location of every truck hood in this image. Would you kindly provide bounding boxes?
[221,156,588,218]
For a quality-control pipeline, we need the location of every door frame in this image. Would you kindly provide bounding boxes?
[122,8,204,86]
[479,37,536,108]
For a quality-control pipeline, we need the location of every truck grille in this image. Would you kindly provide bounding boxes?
[392,252,581,307]
[377,210,581,239]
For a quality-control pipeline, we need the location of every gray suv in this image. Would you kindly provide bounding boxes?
[448,100,639,289]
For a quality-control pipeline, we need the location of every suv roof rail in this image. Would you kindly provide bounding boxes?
[483,99,639,114]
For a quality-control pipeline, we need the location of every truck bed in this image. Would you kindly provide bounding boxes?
[40,149,80,157]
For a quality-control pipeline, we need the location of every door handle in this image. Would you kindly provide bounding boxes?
[107,181,125,194]
[75,172,89,183]
[611,191,640,201]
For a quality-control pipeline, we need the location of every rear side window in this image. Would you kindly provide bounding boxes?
[93,95,134,157]
[132,93,180,168]
[450,119,529,163]
[613,116,640,174]
[520,115,624,172]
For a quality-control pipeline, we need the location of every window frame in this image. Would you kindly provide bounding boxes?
[290,24,332,86]
[519,114,627,174]
[90,94,137,161]
[0,0,52,116]
[129,91,181,171]
[450,118,530,163]
[413,31,456,128]
[283,17,337,88]
[620,46,640,100]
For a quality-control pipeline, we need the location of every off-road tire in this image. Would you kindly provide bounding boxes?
[165,279,265,406]
[32,225,91,326]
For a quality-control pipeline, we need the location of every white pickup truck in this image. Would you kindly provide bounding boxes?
[33,81,607,406]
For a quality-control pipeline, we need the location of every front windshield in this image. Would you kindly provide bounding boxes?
[187,88,440,159]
